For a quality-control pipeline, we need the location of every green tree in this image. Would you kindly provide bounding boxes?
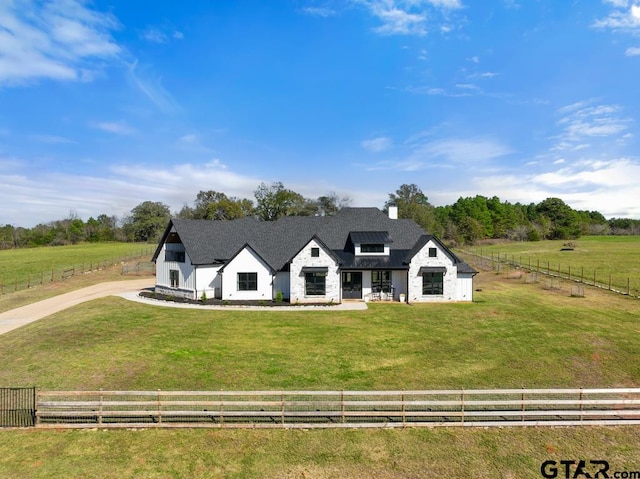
[536,197,581,239]
[254,182,306,221]
[185,190,254,220]
[385,184,437,233]
[123,201,171,242]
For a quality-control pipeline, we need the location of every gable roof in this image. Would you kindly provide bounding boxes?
[406,235,478,275]
[152,207,476,273]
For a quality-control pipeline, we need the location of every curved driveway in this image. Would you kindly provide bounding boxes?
[0,279,367,335]
[0,279,153,335]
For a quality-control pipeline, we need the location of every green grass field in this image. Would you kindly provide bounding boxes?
[468,236,640,295]
[1,240,640,478]
[0,272,638,392]
[0,242,154,287]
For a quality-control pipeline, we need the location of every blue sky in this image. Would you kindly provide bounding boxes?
[1,0,640,227]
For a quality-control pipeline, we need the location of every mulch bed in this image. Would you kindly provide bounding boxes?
[139,291,337,307]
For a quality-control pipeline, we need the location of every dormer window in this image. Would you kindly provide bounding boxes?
[349,231,392,256]
[361,244,384,253]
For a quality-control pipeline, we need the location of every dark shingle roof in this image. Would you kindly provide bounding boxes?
[153,207,476,274]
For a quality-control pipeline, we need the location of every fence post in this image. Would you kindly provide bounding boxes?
[628,278,631,296]
[341,390,345,424]
[579,389,584,423]
[593,270,596,287]
[157,390,162,425]
[461,390,465,425]
[568,265,571,281]
[99,389,103,426]
[34,388,38,427]
[521,389,525,423]
[281,393,285,426]
[609,274,612,291]
[14,277,17,292]
[402,391,406,428]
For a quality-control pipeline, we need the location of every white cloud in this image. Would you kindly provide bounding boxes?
[92,121,136,135]
[354,0,463,36]
[553,100,631,148]
[361,136,392,152]
[625,46,640,55]
[0,0,120,86]
[30,134,75,144]
[416,137,513,164]
[593,2,640,30]
[127,61,181,113]
[299,7,337,17]
[469,157,640,218]
[140,27,184,43]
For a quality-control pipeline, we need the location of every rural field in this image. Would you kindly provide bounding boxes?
[0,243,154,313]
[1,239,640,478]
[467,235,640,296]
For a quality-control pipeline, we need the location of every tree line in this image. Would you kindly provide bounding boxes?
[1,182,638,249]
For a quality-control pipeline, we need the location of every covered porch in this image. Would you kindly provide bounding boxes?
[340,269,408,302]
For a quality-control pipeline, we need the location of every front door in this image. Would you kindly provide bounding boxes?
[342,272,362,299]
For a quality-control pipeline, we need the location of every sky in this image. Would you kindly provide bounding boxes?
[1,0,640,227]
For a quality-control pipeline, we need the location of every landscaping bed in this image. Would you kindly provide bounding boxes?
[139,290,337,307]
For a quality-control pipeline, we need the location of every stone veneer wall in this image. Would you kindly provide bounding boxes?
[407,240,458,302]
[290,239,340,303]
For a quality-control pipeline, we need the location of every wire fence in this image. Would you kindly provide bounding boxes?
[31,388,640,429]
[0,248,155,296]
[461,249,640,299]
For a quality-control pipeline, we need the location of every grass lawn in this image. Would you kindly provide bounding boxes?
[467,236,640,295]
[0,242,154,288]
[0,243,155,313]
[1,271,639,391]
[1,252,640,477]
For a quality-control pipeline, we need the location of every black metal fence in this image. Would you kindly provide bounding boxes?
[0,387,36,427]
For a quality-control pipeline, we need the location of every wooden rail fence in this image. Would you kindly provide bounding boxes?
[31,388,640,429]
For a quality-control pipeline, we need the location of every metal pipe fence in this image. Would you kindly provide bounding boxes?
[461,249,639,299]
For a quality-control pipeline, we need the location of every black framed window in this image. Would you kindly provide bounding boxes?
[305,272,326,295]
[169,269,179,288]
[361,243,384,253]
[237,272,258,291]
[428,247,437,258]
[311,247,320,257]
[371,270,392,292]
[422,272,443,295]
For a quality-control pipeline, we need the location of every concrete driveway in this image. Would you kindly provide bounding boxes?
[0,279,368,335]
[0,279,154,335]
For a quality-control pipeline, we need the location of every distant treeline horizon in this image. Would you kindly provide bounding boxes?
[1,183,639,249]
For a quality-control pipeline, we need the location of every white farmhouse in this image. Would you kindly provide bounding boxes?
[152,207,477,303]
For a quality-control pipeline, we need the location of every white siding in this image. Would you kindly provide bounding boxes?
[195,265,223,300]
[290,239,340,304]
[155,236,196,299]
[221,247,273,300]
[274,272,291,300]
[455,273,475,301]
[407,240,457,303]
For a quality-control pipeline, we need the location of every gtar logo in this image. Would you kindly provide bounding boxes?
[541,460,610,479]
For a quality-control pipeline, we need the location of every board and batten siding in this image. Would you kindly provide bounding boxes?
[156,243,197,299]
[220,247,273,300]
[407,240,458,303]
[290,239,340,304]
